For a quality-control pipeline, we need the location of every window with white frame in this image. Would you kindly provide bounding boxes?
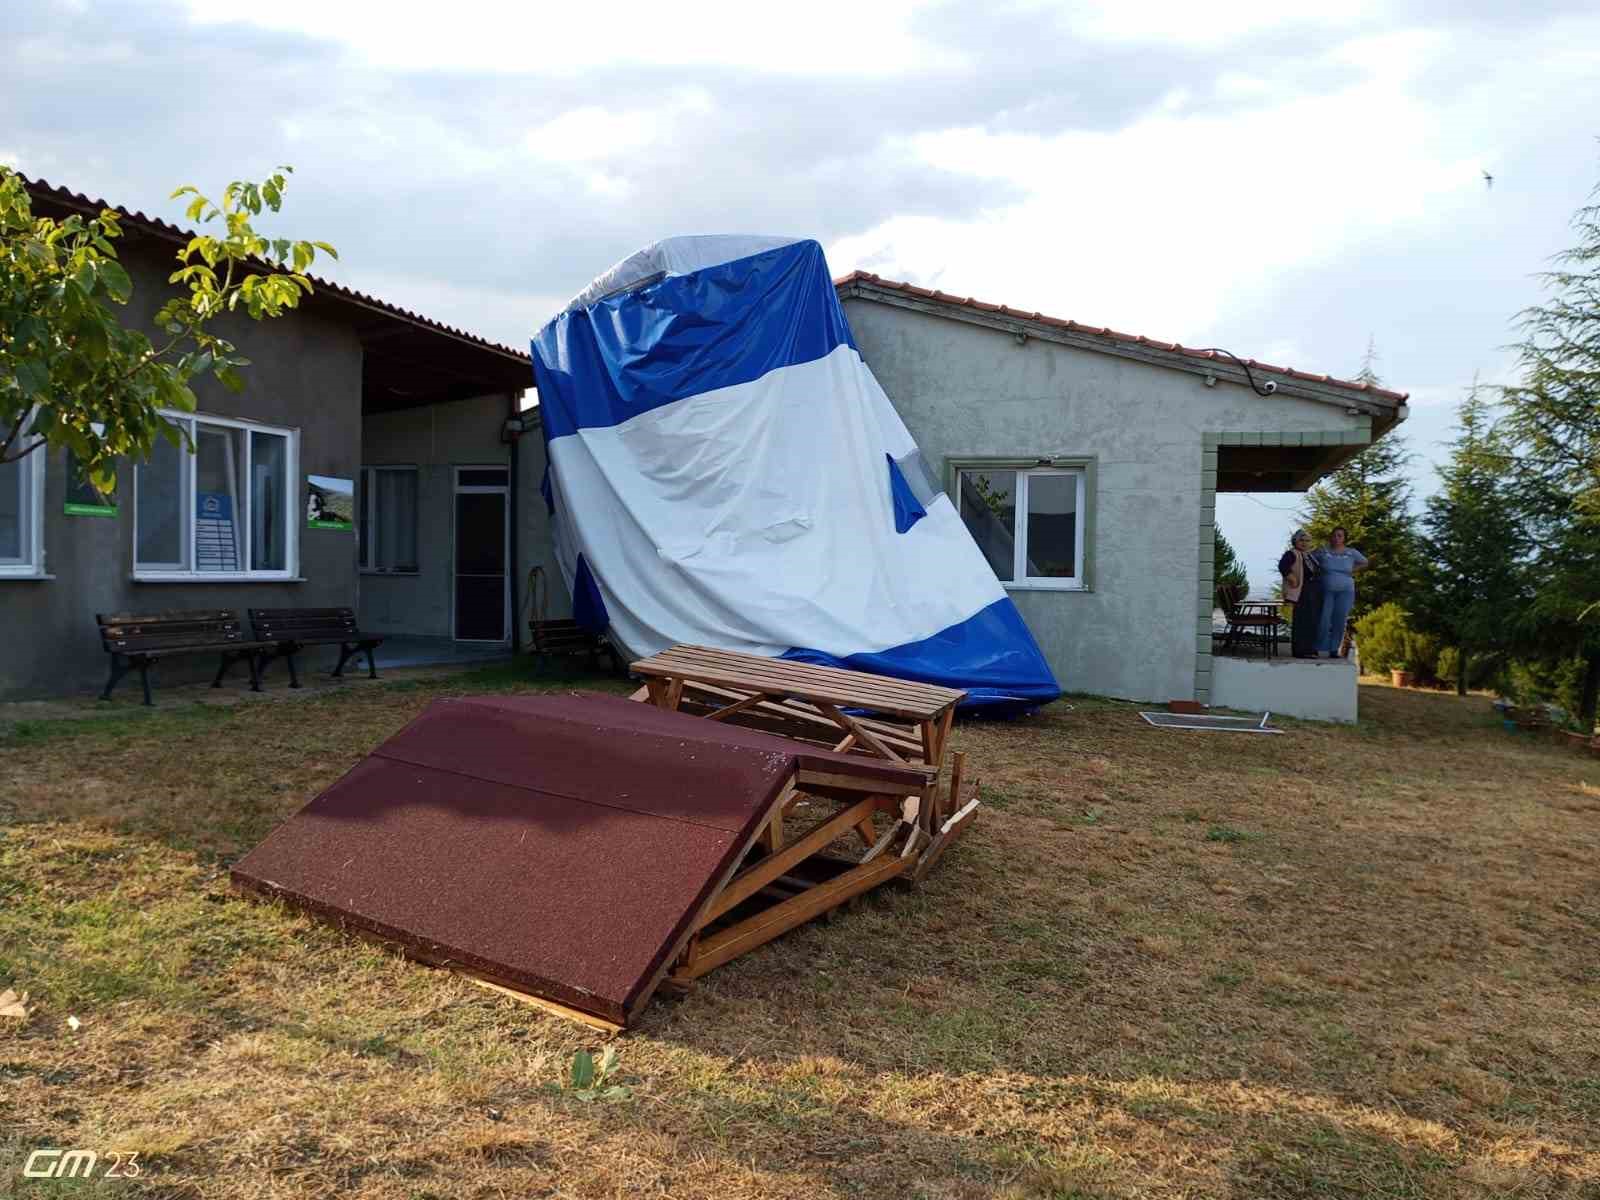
[358,466,419,573]
[954,463,1088,589]
[0,439,45,577]
[133,412,298,579]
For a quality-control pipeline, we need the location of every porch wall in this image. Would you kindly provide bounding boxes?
[1211,654,1358,723]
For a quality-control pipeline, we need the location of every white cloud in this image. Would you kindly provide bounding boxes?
[180,0,960,75]
[826,28,1501,353]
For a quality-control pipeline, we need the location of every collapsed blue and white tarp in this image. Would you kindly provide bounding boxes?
[530,236,1060,710]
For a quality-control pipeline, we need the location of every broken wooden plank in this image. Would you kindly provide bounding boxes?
[697,796,880,928]
[673,855,911,981]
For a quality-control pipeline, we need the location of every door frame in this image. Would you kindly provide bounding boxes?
[451,464,511,643]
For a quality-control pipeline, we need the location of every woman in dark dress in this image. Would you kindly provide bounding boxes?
[1278,529,1322,658]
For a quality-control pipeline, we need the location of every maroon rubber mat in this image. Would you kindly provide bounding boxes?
[230,693,922,1024]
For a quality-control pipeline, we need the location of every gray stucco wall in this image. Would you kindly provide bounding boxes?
[0,243,363,699]
[842,298,1371,703]
[513,413,569,628]
[359,394,514,640]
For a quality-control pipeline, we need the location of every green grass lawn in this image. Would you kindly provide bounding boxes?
[2,667,1597,1198]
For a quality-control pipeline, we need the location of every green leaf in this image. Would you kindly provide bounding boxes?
[569,1050,595,1091]
[98,259,132,302]
[76,318,110,364]
[14,359,49,398]
[216,366,245,393]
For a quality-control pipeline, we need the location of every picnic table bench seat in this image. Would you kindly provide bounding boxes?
[97,610,276,706]
[249,608,383,687]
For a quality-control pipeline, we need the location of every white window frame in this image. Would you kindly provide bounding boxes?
[359,465,420,575]
[132,410,299,582]
[0,436,47,579]
[955,464,1088,591]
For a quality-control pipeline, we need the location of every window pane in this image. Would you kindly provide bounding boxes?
[957,469,1016,582]
[250,431,287,571]
[376,470,418,571]
[194,425,244,572]
[458,467,508,488]
[0,455,22,561]
[1025,472,1078,579]
[136,431,187,568]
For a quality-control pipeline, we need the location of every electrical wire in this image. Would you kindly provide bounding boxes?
[1192,348,1278,397]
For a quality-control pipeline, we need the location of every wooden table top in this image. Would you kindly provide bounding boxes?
[631,644,966,721]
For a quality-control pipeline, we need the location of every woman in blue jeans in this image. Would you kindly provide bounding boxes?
[1313,527,1368,657]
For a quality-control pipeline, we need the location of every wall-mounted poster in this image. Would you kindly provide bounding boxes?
[306,475,354,530]
[64,450,117,517]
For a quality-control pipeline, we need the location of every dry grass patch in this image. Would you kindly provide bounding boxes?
[2,669,1597,1197]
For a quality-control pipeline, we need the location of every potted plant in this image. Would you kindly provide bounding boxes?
[1391,661,1414,688]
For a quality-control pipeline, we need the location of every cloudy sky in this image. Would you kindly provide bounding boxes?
[6,0,1599,585]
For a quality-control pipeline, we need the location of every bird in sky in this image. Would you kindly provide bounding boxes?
[1483,169,1494,189]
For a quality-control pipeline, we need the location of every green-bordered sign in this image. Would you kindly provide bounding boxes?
[307,474,354,530]
[65,450,117,517]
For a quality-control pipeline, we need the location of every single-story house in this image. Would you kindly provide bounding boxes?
[0,176,541,699]
[831,272,1409,721]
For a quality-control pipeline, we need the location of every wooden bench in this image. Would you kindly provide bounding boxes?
[97,610,276,706]
[249,608,383,687]
[529,618,620,675]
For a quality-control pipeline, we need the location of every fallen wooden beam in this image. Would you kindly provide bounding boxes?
[673,855,910,981]
[463,973,623,1034]
[697,796,881,929]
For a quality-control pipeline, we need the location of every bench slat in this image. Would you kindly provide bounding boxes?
[251,608,364,638]
[248,607,359,621]
[105,635,276,654]
[98,609,238,626]
[255,619,359,635]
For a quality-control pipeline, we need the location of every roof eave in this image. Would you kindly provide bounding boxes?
[21,175,531,372]
[836,276,1407,424]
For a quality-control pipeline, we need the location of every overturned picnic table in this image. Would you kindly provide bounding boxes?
[630,644,965,769]
[630,643,977,875]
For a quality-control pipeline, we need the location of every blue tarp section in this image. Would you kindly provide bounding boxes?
[886,453,927,534]
[784,598,1061,709]
[571,554,609,634]
[533,240,854,439]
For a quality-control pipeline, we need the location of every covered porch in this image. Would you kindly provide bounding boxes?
[1198,419,1402,724]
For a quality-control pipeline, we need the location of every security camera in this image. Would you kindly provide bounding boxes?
[1261,380,1278,394]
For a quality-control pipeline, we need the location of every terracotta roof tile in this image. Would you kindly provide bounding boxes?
[833,270,1408,403]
